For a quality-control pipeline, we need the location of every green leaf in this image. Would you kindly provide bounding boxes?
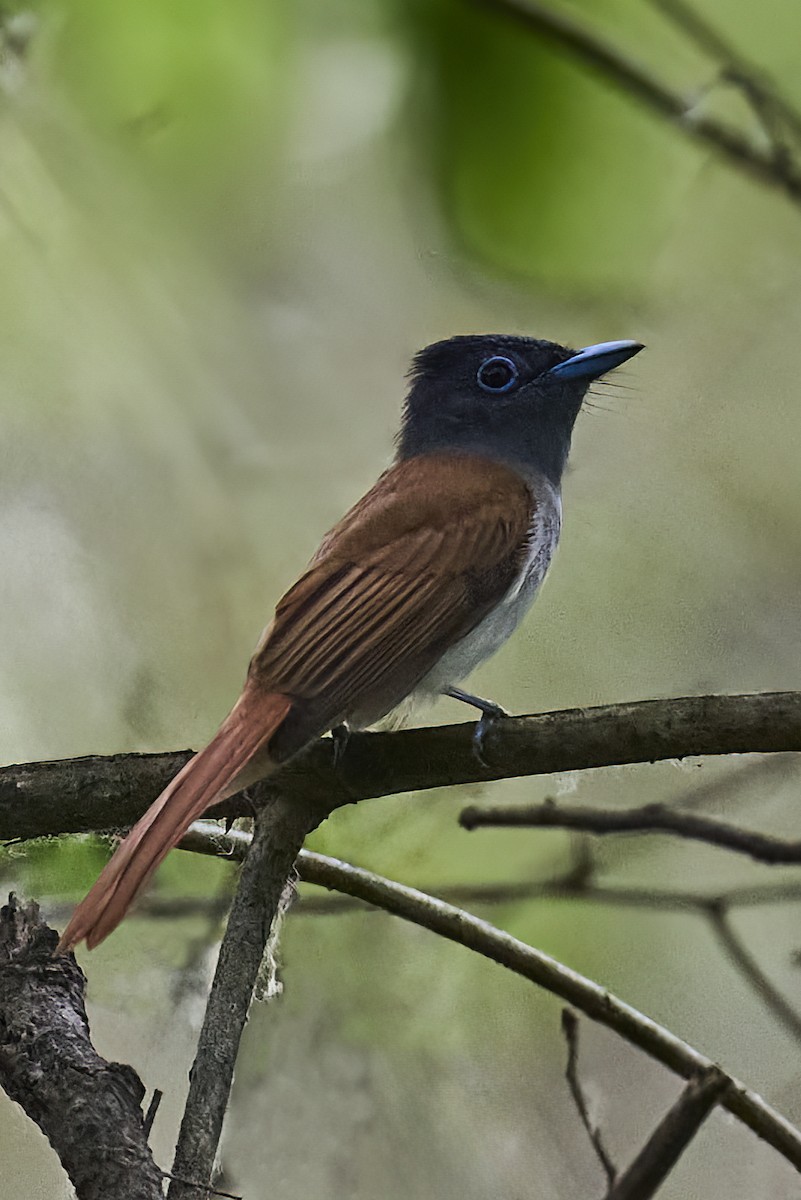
[412,0,695,291]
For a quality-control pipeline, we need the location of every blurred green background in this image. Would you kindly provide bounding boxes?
[2,0,801,1196]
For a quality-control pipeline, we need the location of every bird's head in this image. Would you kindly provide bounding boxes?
[398,334,644,485]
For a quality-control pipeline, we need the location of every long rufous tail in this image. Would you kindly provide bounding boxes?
[58,687,292,952]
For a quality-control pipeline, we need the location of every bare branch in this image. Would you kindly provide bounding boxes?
[606,1066,731,1200]
[460,800,801,864]
[647,0,801,151]
[466,0,801,207]
[0,894,163,1200]
[182,825,801,1174]
[561,1010,617,1186]
[4,693,801,844]
[655,754,798,814]
[182,832,801,1078]
[168,796,322,1200]
[310,870,801,1051]
[142,1089,163,1140]
[706,904,801,1043]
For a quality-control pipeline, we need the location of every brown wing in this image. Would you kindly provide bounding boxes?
[250,454,534,757]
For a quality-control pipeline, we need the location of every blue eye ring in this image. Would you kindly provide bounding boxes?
[477,355,518,393]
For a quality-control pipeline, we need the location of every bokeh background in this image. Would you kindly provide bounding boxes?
[1,0,801,1196]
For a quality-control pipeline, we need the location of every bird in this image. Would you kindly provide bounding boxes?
[58,332,643,952]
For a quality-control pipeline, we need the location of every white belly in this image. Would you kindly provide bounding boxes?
[415,483,562,699]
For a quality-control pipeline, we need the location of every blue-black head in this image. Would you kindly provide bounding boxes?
[397,334,643,486]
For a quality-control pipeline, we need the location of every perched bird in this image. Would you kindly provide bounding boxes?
[58,333,643,951]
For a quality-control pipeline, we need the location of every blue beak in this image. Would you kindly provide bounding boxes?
[547,339,644,381]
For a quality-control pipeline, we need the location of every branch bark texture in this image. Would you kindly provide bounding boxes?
[0,894,163,1200]
[169,797,324,1200]
[606,1066,731,1200]
[3,692,801,843]
[459,800,801,864]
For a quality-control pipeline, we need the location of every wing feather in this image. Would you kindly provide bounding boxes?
[251,454,537,743]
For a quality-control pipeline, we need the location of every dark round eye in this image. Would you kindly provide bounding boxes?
[476,355,518,393]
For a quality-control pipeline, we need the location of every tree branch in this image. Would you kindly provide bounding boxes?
[605,1066,731,1200]
[459,799,801,864]
[647,0,801,151]
[706,904,801,1043]
[0,894,163,1200]
[562,1009,617,1187]
[181,826,801,1174]
[168,795,326,1200]
[294,861,801,1050]
[467,0,801,206]
[3,693,801,843]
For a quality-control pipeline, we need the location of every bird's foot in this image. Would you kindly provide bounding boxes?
[444,686,509,769]
[330,723,351,767]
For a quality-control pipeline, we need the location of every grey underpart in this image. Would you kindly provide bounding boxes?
[412,477,561,704]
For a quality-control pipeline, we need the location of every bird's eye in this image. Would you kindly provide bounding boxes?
[476,355,518,393]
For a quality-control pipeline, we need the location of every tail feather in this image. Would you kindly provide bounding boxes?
[58,688,292,952]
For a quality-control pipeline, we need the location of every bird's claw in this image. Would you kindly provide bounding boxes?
[443,686,509,769]
[472,703,508,769]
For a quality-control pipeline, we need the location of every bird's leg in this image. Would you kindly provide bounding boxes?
[330,723,351,767]
[443,685,509,769]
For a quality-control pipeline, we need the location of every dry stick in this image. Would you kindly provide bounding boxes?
[561,1010,617,1187]
[4,693,801,843]
[706,904,801,1044]
[467,0,801,204]
[181,827,801,1175]
[605,1066,731,1200]
[647,0,801,148]
[459,804,801,1040]
[460,801,801,864]
[176,838,801,1053]
[300,868,801,1051]
[168,796,325,1200]
[142,1089,163,1140]
[291,879,801,917]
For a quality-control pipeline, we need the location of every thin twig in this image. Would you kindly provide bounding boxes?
[168,797,325,1200]
[605,1066,731,1200]
[291,877,801,918]
[182,825,801,1046]
[180,827,801,1053]
[162,1173,242,1200]
[647,0,801,149]
[181,826,801,1173]
[661,754,798,814]
[4,693,801,843]
[561,1010,617,1186]
[706,903,801,1043]
[179,835,801,926]
[142,1088,163,1140]
[460,800,801,864]
[466,0,801,206]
